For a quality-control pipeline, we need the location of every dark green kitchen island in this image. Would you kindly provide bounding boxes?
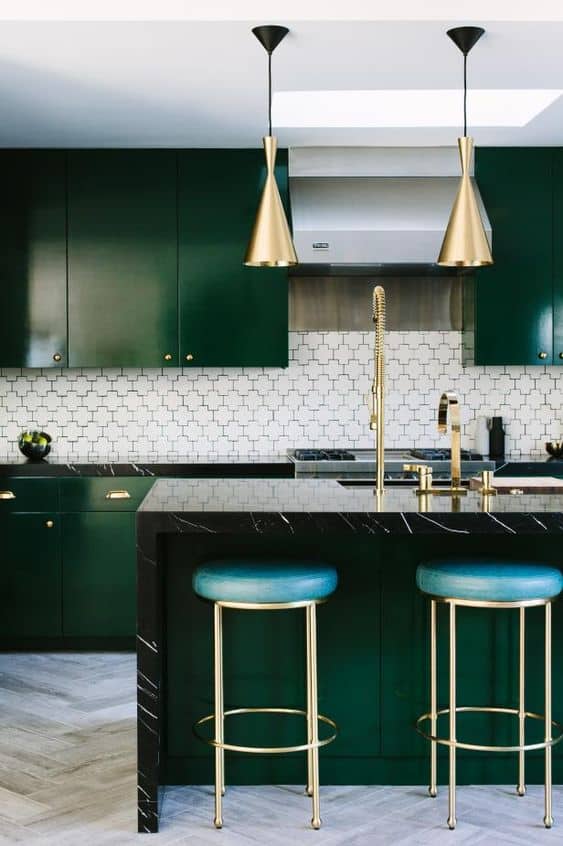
[137,478,563,832]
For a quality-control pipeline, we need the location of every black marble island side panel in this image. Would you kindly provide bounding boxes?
[136,478,563,832]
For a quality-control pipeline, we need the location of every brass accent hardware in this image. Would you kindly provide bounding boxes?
[370,285,386,496]
[185,353,194,362]
[163,353,173,362]
[479,470,496,495]
[403,463,433,495]
[0,490,15,500]
[45,520,54,528]
[53,353,62,362]
[436,391,467,496]
[105,489,131,500]
[538,351,548,360]
[559,352,563,360]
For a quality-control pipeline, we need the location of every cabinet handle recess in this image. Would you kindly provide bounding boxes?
[538,351,548,360]
[53,353,62,362]
[105,489,131,500]
[45,520,54,528]
[0,490,15,500]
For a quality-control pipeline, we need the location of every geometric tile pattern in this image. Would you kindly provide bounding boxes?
[0,331,560,461]
[0,652,561,845]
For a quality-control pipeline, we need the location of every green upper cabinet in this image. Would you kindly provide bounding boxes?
[178,149,288,367]
[0,151,67,368]
[552,150,563,362]
[67,150,178,367]
[469,148,553,366]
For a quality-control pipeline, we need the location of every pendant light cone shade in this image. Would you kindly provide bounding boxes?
[438,137,493,267]
[244,136,297,267]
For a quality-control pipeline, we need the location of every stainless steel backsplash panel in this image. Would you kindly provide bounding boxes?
[289,276,463,331]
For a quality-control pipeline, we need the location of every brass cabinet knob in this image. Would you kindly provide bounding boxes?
[45,520,54,528]
[53,353,62,362]
[559,352,563,360]
[163,353,173,362]
[185,353,194,362]
[538,351,548,360]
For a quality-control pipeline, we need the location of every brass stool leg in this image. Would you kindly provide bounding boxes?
[517,607,526,796]
[447,602,457,831]
[429,599,438,798]
[308,602,321,829]
[213,603,224,829]
[306,604,313,797]
[544,601,553,828]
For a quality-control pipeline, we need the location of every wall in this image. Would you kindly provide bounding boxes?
[0,331,559,460]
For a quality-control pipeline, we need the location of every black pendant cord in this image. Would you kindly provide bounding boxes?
[268,51,272,137]
[463,52,468,137]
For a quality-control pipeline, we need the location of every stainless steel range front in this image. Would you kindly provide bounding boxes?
[287,448,495,484]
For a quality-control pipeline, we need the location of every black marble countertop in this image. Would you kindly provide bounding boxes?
[137,478,563,534]
[0,454,293,477]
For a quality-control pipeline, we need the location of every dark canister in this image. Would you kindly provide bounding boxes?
[488,416,505,460]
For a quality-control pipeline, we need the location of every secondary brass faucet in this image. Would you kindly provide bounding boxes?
[437,391,466,495]
[369,285,385,495]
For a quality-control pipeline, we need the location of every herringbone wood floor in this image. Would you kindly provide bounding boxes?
[0,652,561,845]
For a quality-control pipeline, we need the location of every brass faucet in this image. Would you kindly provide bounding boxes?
[370,286,385,495]
[437,391,466,495]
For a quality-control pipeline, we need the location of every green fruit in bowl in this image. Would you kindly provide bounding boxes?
[18,430,52,460]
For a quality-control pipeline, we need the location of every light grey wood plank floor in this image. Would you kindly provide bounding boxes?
[0,652,561,845]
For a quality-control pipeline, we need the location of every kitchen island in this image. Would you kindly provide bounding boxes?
[137,478,563,832]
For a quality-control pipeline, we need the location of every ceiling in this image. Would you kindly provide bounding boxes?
[0,3,563,147]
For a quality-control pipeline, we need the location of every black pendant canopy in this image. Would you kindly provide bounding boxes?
[446,26,485,56]
[252,25,289,54]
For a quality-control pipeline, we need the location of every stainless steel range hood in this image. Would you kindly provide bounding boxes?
[289,147,492,267]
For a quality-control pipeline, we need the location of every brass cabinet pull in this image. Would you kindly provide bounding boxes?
[559,352,563,360]
[45,520,54,528]
[0,490,15,500]
[105,489,131,500]
[164,353,173,362]
[538,351,548,360]
[53,353,62,362]
[185,353,194,362]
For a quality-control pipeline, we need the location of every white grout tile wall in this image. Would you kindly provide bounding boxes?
[0,331,560,460]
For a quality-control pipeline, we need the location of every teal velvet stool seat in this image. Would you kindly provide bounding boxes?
[192,558,338,830]
[416,558,563,831]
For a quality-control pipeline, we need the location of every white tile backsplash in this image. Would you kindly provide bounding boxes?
[0,331,560,461]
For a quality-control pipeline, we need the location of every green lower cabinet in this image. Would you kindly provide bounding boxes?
[0,513,61,637]
[62,512,137,637]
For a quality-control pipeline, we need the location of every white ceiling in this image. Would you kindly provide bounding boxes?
[0,5,563,147]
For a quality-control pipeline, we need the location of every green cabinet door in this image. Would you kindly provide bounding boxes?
[0,513,61,637]
[471,149,553,365]
[178,149,288,367]
[62,512,137,637]
[0,151,67,367]
[68,150,178,367]
[552,150,563,363]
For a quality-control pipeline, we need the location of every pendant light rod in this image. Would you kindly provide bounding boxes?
[252,25,289,137]
[447,26,485,137]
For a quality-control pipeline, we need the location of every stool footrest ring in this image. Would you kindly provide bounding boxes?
[416,705,563,753]
[193,707,338,754]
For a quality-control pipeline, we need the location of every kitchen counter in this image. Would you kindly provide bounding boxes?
[0,454,292,477]
[137,478,563,832]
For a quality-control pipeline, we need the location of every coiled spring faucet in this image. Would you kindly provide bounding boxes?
[370,285,386,495]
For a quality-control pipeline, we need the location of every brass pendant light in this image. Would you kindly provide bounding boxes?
[438,26,493,268]
[244,25,298,268]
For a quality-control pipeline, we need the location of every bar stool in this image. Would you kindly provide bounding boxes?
[415,558,563,830]
[192,558,338,830]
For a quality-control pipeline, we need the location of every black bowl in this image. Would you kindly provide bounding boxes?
[18,431,52,461]
[546,441,563,459]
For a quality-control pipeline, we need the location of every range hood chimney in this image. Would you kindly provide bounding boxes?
[289,147,492,268]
